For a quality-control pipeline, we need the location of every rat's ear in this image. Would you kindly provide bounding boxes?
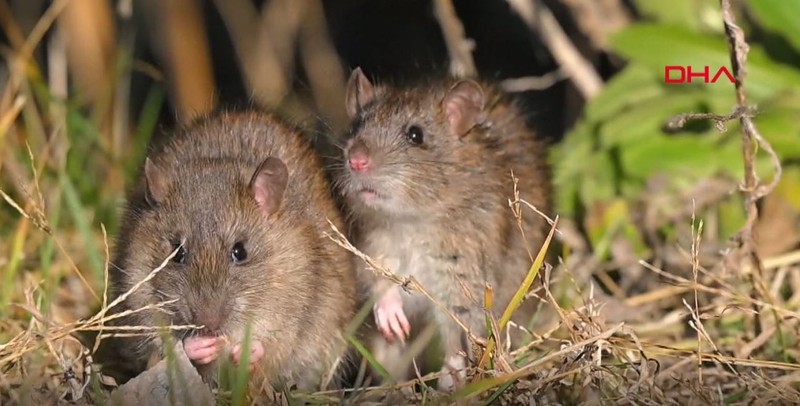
[144,157,169,207]
[250,157,289,218]
[345,67,375,118]
[442,80,486,137]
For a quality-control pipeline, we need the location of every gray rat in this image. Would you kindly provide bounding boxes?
[336,68,551,390]
[108,110,356,391]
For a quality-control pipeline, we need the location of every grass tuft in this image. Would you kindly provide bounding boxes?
[2,1,800,404]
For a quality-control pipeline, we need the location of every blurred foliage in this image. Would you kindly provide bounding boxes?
[551,0,800,259]
[0,53,164,309]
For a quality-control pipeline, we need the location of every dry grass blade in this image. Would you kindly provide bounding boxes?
[0,95,25,143]
[91,224,111,354]
[325,219,476,340]
[638,260,800,320]
[453,322,625,400]
[0,186,98,300]
[88,244,182,324]
[0,245,196,373]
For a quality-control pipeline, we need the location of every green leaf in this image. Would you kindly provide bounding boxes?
[775,166,800,211]
[554,171,581,216]
[634,0,721,32]
[749,0,800,52]
[718,195,746,241]
[610,24,800,98]
[552,121,595,214]
[619,136,726,180]
[579,152,617,207]
[585,199,647,260]
[599,90,710,146]
[585,64,665,122]
[553,121,595,176]
[752,94,800,161]
[716,138,746,178]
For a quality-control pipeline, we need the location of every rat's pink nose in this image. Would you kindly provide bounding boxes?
[349,153,370,172]
[348,143,371,172]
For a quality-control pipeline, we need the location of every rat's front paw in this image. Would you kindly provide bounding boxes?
[183,336,224,365]
[232,340,265,371]
[374,287,410,343]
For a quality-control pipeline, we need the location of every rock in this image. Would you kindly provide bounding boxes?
[108,343,214,406]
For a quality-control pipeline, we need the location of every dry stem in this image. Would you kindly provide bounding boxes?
[433,0,477,79]
[506,0,603,99]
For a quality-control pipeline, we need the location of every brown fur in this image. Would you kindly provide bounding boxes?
[108,110,356,390]
[336,70,552,386]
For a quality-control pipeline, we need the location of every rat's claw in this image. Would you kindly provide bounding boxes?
[388,313,406,343]
[397,308,411,337]
[374,287,410,343]
[374,309,393,342]
[184,336,222,364]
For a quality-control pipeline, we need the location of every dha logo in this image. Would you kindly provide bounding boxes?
[664,66,735,84]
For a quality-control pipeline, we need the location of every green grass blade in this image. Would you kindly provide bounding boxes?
[37,189,63,314]
[346,335,393,383]
[232,321,253,406]
[127,86,164,178]
[60,172,104,288]
[1,222,27,310]
[498,216,559,330]
[484,380,516,405]
[449,375,512,402]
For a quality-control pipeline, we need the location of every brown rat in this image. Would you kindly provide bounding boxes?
[108,110,356,391]
[336,68,551,390]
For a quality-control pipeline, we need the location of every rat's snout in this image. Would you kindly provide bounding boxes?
[347,140,371,173]
[190,297,231,336]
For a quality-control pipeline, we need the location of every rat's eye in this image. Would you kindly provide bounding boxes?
[405,125,424,146]
[231,241,247,264]
[170,240,186,264]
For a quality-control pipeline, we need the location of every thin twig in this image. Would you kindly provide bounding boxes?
[664,105,754,133]
[664,0,784,340]
[499,69,567,93]
[690,205,704,384]
[719,0,780,337]
[433,0,477,79]
[505,0,603,99]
